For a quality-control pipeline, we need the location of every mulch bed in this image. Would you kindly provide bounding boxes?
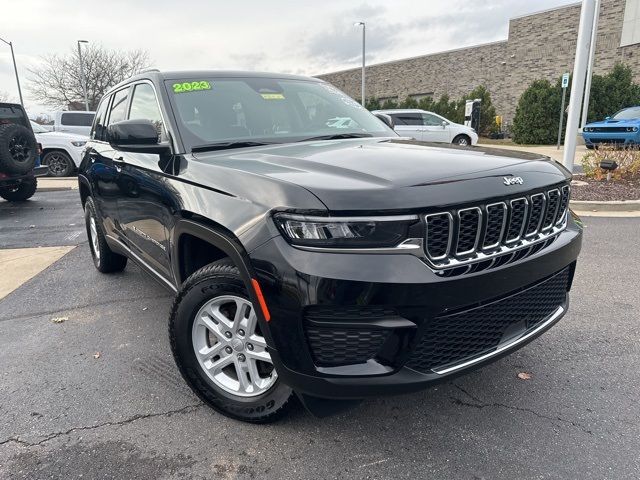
[571,175,640,201]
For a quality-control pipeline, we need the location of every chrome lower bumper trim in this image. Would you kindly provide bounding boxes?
[431,304,565,375]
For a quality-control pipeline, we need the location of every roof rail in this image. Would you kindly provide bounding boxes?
[140,68,160,73]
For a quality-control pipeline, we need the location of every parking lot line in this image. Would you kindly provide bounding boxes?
[0,246,75,300]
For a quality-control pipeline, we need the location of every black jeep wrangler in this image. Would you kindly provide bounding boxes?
[0,102,48,201]
[78,71,582,422]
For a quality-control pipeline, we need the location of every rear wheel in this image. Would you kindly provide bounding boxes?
[43,151,75,177]
[453,134,471,146]
[84,196,127,273]
[0,178,37,201]
[169,259,294,423]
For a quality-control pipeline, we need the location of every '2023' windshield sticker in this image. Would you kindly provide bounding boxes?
[260,93,285,100]
[172,81,212,93]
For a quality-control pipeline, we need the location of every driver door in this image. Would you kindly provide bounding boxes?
[421,113,450,143]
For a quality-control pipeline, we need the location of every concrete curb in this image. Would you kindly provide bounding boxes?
[570,199,640,212]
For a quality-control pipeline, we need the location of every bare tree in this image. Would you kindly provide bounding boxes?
[0,91,12,102]
[28,45,151,110]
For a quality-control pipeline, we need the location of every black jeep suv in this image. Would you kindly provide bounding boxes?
[78,71,582,422]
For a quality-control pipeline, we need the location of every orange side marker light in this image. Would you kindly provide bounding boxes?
[251,278,271,322]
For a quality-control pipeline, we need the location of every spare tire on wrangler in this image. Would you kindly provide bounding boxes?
[0,124,37,175]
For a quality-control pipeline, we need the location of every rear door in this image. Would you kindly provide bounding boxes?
[390,113,424,140]
[86,87,131,241]
[115,81,175,281]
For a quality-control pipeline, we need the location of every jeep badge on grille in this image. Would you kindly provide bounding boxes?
[503,176,524,186]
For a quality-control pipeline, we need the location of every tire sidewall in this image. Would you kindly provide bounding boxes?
[171,274,292,422]
[84,198,102,270]
[0,124,37,174]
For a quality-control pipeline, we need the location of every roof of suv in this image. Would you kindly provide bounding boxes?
[107,70,324,96]
[372,109,430,114]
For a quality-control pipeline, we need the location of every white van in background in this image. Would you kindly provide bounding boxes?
[53,110,95,136]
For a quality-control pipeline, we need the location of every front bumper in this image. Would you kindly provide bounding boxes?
[249,218,583,400]
[583,131,639,146]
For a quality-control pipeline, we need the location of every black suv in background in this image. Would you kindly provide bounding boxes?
[78,71,582,422]
[0,103,47,201]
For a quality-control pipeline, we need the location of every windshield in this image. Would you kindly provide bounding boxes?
[30,121,49,133]
[165,77,395,151]
[612,107,640,120]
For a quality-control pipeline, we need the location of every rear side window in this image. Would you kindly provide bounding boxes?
[61,112,95,126]
[128,83,165,139]
[91,97,111,141]
[0,105,29,128]
[107,88,131,126]
[391,113,423,126]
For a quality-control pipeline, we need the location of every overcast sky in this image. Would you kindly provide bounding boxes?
[0,0,578,116]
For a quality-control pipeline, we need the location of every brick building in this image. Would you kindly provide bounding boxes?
[317,0,640,126]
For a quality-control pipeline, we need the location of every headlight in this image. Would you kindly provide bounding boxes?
[274,213,418,248]
[634,127,639,132]
[584,127,591,132]
[71,140,86,147]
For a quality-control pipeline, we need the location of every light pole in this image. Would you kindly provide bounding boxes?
[77,40,89,111]
[0,36,24,106]
[581,0,600,129]
[354,22,365,106]
[562,0,597,171]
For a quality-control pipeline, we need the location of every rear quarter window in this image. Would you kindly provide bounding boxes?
[61,112,95,126]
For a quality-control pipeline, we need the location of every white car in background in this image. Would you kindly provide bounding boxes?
[53,110,95,136]
[31,121,87,177]
[373,108,478,146]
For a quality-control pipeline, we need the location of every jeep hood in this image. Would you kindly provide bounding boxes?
[193,138,571,211]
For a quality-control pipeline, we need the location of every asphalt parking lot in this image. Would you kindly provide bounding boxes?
[0,189,639,480]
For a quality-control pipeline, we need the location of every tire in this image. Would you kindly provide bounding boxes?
[453,134,471,146]
[0,124,37,174]
[0,178,37,201]
[169,259,294,423]
[586,144,595,150]
[43,150,75,177]
[84,196,128,273]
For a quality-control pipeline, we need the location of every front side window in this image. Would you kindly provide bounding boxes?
[129,83,166,141]
[422,113,445,126]
[165,77,394,151]
[107,87,130,126]
[61,112,95,126]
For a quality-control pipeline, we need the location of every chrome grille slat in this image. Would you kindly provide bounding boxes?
[506,198,528,243]
[423,184,570,274]
[456,207,482,256]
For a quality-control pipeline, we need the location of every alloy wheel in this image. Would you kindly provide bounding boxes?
[89,216,100,260]
[192,295,276,397]
[47,153,69,175]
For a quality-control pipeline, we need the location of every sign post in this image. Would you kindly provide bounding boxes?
[557,73,570,150]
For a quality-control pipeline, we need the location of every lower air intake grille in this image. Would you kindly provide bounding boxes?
[304,306,396,366]
[305,328,390,366]
[405,267,570,374]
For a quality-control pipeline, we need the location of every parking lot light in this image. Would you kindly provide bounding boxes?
[354,22,365,106]
[0,36,24,106]
[77,40,89,111]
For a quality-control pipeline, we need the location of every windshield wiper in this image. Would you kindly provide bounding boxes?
[298,133,373,142]
[192,141,274,153]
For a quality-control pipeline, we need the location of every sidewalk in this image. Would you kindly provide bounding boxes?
[37,177,78,191]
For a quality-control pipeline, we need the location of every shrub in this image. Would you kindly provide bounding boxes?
[581,145,640,180]
[512,79,562,145]
[587,63,640,122]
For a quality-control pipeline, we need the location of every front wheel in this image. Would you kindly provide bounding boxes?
[43,151,75,177]
[0,178,37,201]
[169,259,294,423]
[453,134,471,146]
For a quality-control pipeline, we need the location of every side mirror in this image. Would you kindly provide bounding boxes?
[605,116,611,120]
[107,120,170,154]
[441,121,448,128]
[373,113,394,129]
